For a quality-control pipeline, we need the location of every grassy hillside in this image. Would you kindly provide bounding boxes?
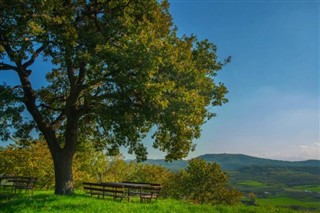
[232,166,320,186]
[142,153,320,212]
[230,166,320,211]
[0,190,312,213]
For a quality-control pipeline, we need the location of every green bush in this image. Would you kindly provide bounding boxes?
[127,163,172,185]
[164,159,242,205]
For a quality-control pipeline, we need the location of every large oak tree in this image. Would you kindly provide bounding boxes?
[0,0,229,195]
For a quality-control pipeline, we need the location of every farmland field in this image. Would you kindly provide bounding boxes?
[238,180,266,187]
[257,196,320,210]
[292,185,320,193]
[237,182,320,211]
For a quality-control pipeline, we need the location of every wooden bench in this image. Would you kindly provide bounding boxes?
[13,177,38,195]
[139,185,162,203]
[0,176,37,195]
[121,181,162,203]
[83,182,128,201]
[0,176,19,192]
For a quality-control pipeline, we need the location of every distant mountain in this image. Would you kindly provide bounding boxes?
[143,153,320,171]
[197,153,320,170]
[144,159,187,171]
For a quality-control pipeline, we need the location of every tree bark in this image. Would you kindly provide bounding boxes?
[53,95,79,195]
[52,150,74,195]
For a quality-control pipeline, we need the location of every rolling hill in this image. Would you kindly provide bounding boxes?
[143,153,320,171]
[143,153,320,208]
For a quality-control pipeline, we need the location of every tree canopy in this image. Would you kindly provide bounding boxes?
[0,0,229,194]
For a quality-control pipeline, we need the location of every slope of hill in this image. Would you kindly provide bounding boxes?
[197,153,320,170]
[143,153,320,171]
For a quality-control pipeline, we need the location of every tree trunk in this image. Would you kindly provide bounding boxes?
[52,151,74,195]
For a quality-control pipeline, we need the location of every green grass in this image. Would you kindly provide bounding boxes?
[238,180,266,187]
[0,190,310,213]
[292,185,320,193]
[258,196,320,211]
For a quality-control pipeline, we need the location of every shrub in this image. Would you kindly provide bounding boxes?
[165,159,242,205]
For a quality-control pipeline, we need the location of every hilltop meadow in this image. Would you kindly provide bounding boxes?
[1,143,319,212]
[0,190,316,213]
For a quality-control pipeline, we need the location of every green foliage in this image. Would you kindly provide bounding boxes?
[0,142,54,189]
[164,159,242,205]
[0,0,229,162]
[248,192,257,205]
[0,84,26,142]
[127,163,172,186]
[95,156,135,183]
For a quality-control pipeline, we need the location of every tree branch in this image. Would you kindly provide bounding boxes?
[0,36,19,65]
[17,67,61,152]
[23,45,46,68]
[77,63,86,85]
[51,112,66,130]
[66,62,76,87]
[39,103,64,112]
[0,62,18,71]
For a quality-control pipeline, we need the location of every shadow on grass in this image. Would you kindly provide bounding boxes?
[0,191,157,212]
[0,191,91,212]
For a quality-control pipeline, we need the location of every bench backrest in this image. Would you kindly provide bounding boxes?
[122,181,161,186]
[83,182,125,194]
[14,177,38,188]
[0,176,20,182]
[141,185,162,198]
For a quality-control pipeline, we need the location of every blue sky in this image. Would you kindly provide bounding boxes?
[1,1,319,161]
[154,0,319,161]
